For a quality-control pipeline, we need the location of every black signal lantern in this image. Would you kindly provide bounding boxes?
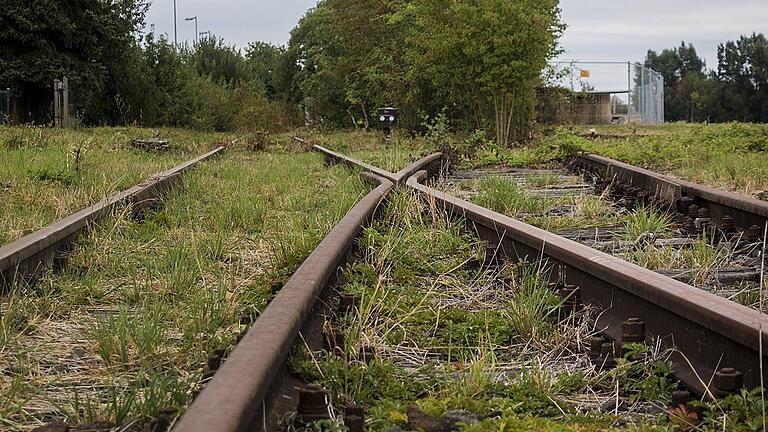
[377,107,398,137]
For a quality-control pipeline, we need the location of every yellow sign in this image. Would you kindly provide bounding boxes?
[580,69,591,78]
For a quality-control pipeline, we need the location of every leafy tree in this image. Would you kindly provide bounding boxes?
[715,33,768,122]
[245,42,290,101]
[645,35,768,123]
[286,0,410,128]
[644,42,706,121]
[188,37,250,85]
[287,0,563,140]
[0,0,149,123]
[408,0,563,144]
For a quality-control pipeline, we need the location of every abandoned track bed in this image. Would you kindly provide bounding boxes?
[439,163,765,309]
[169,147,766,432]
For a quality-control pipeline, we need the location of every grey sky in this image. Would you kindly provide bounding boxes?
[145,0,766,68]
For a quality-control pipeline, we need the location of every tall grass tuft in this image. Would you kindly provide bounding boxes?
[475,176,554,216]
[622,206,674,241]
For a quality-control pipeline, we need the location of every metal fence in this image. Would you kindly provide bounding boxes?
[541,61,664,125]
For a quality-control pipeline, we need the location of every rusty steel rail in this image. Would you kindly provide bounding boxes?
[407,169,767,397]
[173,147,767,432]
[174,148,447,432]
[174,174,394,432]
[0,146,224,286]
[574,153,768,231]
[314,144,396,182]
[312,144,443,184]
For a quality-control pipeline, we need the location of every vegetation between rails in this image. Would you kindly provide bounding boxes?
[429,166,764,314]
[0,147,367,430]
[289,190,764,431]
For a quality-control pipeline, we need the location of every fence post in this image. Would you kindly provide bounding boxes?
[627,62,632,124]
[62,76,70,127]
[54,79,61,127]
[53,77,70,128]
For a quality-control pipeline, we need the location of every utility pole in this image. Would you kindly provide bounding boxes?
[173,0,178,47]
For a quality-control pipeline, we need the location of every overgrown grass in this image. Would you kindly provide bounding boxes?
[289,190,691,431]
[621,206,675,241]
[0,125,229,244]
[624,231,741,286]
[526,172,561,188]
[300,129,432,172]
[0,146,366,429]
[474,176,556,216]
[564,123,768,197]
[287,123,768,199]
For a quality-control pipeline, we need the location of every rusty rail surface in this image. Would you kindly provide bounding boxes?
[315,145,768,395]
[174,174,394,432]
[0,146,225,286]
[407,170,767,397]
[312,144,443,184]
[575,153,768,230]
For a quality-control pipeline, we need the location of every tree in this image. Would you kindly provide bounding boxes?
[188,37,250,86]
[287,0,563,140]
[245,42,289,101]
[644,42,706,121]
[287,0,411,128]
[408,0,563,144]
[0,0,149,123]
[716,33,768,122]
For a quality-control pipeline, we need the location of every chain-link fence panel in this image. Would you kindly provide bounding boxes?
[541,61,664,125]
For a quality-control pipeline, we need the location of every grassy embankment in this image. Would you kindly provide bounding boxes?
[0,126,229,245]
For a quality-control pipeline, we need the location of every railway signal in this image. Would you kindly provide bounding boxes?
[377,107,397,142]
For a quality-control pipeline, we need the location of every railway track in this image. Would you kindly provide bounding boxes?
[439,164,764,307]
[171,146,766,431]
[0,146,225,287]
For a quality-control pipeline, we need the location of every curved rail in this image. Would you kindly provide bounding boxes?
[174,149,447,432]
[312,144,443,184]
[0,146,225,287]
[172,147,768,432]
[407,170,767,396]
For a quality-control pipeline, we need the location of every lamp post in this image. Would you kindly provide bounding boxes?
[173,0,178,47]
[185,16,198,45]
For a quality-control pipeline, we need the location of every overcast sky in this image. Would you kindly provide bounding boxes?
[145,0,766,69]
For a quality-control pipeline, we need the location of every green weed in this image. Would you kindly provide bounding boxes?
[621,206,674,241]
[475,176,555,216]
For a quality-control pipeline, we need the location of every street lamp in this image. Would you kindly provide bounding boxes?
[185,16,198,45]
